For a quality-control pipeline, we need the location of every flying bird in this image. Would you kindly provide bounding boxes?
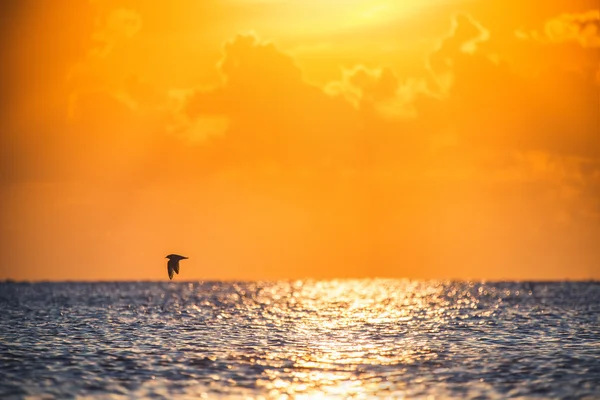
[166,254,188,280]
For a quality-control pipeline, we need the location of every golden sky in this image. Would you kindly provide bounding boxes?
[1,0,598,281]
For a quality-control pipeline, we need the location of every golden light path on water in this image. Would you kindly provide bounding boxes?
[211,279,486,398]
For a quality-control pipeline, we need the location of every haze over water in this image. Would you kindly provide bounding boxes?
[1,279,598,399]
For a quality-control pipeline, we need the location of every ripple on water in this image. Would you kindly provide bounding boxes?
[0,279,599,399]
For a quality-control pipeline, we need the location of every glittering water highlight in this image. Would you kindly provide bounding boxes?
[1,280,599,399]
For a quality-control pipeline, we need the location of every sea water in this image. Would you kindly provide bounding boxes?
[1,280,599,399]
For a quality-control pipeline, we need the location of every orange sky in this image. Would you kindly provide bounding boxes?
[1,0,599,281]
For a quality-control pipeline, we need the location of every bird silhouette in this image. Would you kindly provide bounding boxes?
[166,254,188,280]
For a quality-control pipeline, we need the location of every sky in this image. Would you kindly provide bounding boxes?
[0,0,598,281]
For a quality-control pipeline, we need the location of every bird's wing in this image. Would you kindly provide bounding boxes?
[167,259,180,280]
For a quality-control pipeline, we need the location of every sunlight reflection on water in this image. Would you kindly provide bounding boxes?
[1,279,599,399]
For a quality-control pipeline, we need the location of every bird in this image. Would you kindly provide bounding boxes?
[166,254,188,280]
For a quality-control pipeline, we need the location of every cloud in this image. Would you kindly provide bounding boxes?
[318,14,491,126]
[516,10,600,48]
[424,13,600,158]
[181,20,598,178]
[10,8,596,186]
[325,65,433,120]
[90,8,142,58]
[427,13,490,93]
[187,33,362,168]
[318,13,598,167]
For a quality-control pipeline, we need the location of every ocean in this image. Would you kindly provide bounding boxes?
[1,280,599,399]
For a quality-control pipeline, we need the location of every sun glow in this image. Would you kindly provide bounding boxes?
[224,0,437,36]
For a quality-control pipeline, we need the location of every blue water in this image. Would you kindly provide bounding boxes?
[1,280,599,399]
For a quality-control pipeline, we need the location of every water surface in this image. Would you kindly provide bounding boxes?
[1,280,599,399]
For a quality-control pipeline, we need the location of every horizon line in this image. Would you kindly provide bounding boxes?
[1,277,598,284]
